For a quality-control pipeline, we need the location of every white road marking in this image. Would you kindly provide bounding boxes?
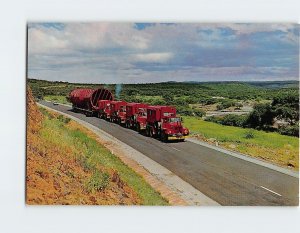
[172,147,181,152]
[260,186,282,197]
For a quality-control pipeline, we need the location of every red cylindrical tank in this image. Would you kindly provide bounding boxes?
[69,88,114,111]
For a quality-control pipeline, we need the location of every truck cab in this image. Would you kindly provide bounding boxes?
[161,116,189,141]
[146,106,189,141]
[97,100,111,119]
[125,103,148,131]
[110,101,127,124]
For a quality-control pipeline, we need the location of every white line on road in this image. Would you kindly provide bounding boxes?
[260,186,282,197]
[172,147,181,152]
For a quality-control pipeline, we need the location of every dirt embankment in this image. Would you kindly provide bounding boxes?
[26,87,141,205]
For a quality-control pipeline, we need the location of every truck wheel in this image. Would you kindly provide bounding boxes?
[136,123,140,132]
[150,128,155,138]
[161,132,167,142]
[146,127,150,137]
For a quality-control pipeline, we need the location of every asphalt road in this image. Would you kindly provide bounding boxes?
[40,101,299,206]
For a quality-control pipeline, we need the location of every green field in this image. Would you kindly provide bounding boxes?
[183,116,299,170]
[44,95,69,104]
[40,107,168,205]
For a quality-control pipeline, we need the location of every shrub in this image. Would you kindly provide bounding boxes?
[216,99,236,110]
[194,109,206,117]
[244,130,255,139]
[57,115,71,124]
[85,170,110,193]
[177,106,206,117]
[246,103,274,129]
[278,124,299,137]
[221,114,247,127]
[205,116,222,124]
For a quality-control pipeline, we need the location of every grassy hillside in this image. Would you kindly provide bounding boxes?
[183,116,299,170]
[26,88,168,205]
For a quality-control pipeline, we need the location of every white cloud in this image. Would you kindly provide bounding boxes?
[133,52,173,63]
[28,23,151,54]
[27,22,299,83]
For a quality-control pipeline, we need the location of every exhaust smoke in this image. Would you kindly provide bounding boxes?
[115,84,122,99]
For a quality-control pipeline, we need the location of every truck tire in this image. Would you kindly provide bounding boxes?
[136,123,141,132]
[146,127,150,137]
[161,132,167,142]
[150,128,156,138]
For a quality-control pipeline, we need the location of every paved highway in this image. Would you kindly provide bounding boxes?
[40,101,299,206]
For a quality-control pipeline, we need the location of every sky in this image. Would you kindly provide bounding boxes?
[27,23,299,84]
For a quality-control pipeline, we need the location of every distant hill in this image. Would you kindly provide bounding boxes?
[245,81,299,89]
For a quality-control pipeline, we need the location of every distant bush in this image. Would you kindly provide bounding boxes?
[278,124,299,137]
[244,130,255,139]
[216,99,236,110]
[199,97,218,105]
[234,102,243,109]
[205,116,222,124]
[205,114,247,127]
[246,103,274,129]
[221,114,247,127]
[194,109,206,117]
[152,99,166,106]
[177,106,205,117]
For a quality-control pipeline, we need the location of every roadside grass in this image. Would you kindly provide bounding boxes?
[44,95,69,104]
[39,107,168,205]
[183,116,299,170]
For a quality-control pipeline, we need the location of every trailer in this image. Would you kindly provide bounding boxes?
[146,106,189,141]
[125,103,148,131]
[110,100,127,124]
[69,88,113,116]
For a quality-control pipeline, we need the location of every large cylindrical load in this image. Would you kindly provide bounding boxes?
[69,88,114,111]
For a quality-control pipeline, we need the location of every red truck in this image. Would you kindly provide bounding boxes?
[146,106,189,141]
[125,103,148,131]
[110,100,127,124]
[97,100,112,119]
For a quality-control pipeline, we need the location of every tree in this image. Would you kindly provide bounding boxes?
[272,91,299,125]
[162,93,174,104]
[246,103,274,129]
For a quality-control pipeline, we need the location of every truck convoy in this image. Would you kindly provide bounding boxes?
[69,88,189,142]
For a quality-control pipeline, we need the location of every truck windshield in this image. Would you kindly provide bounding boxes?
[139,112,146,116]
[168,117,181,123]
